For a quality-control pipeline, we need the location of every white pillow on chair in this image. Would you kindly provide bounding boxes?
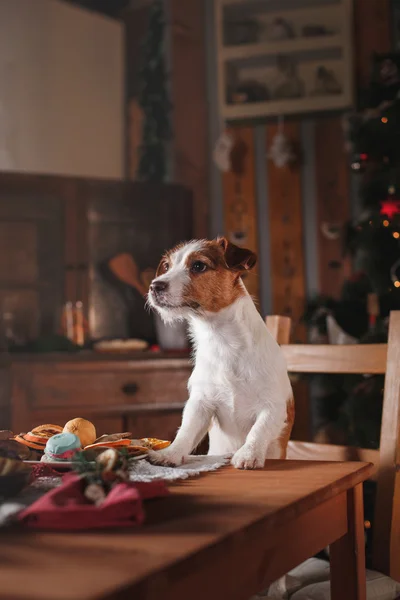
[251,558,328,599]
[290,568,400,600]
[252,558,400,600]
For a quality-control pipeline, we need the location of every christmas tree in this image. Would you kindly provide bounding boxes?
[306,53,400,450]
[137,0,172,182]
[305,54,400,566]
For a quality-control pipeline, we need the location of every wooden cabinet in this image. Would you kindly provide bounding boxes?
[9,354,192,441]
[0,173,192,343]
[0,173,193,440]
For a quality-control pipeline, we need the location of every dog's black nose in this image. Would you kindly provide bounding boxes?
[150,280,168,294]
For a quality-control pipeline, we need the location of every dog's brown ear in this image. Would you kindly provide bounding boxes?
[217,237,257,271]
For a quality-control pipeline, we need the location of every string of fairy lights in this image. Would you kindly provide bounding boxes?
[347,103,400,291]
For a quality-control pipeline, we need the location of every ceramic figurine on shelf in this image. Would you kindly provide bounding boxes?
[264,17,294,41]
[311,66,342,96]
[230,80,269,104]
[273,56,304,100]
[224,19,259,46]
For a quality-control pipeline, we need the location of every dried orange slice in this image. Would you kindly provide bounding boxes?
[32,425,63,437]
[84,439,132,450]
[14,434,47,450]
[24,432,54,444]
[140,438,171,450]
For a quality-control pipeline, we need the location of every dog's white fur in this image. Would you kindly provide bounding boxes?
[148,240,293,469]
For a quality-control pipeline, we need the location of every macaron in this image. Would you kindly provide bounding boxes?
[41,432,81,462]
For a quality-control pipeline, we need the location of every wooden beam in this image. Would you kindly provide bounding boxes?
[169,0,209,238]
[222,126,259,301]
[266,121,306,342]
[315,116,351,299]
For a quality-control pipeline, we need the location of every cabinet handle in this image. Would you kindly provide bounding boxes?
[121,383,139,395]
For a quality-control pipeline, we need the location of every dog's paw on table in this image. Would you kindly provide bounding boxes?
[231,446,265,470]
[147,448,186,467]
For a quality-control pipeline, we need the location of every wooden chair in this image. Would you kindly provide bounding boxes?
[266,311,400,582]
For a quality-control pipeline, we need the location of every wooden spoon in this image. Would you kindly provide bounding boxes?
[107,253,148,297]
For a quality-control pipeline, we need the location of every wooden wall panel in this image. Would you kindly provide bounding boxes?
[222,126,259,302]
[354,0,391,88]
[266,121,306,342]
[315,117,351,299]
[266,121,309,441]
[169,0,209,238]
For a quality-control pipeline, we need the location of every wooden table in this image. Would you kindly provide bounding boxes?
[0,460,373,600]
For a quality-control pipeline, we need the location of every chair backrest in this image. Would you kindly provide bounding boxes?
[265,312,400,581]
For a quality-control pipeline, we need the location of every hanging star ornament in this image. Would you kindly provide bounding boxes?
[380,199,400,219]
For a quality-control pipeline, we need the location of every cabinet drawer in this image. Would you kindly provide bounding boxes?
[25,368,190,409]
[11,359,191,433]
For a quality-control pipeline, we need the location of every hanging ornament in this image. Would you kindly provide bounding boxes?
[380,199,400,219]
[321,222,342,240]
[268,116,296,168]
[390,257,400,289]
[213,130,234,172]
[350,152,369,171]
[380,183,400,219]
[379,58,400,87]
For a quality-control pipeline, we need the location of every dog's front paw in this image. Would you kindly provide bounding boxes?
[147,447,187,467]
[231,446,265,470]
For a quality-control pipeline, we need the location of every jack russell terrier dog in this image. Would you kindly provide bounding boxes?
[147,237,294,469]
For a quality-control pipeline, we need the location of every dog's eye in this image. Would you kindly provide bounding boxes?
[162,262,169,273]
[191,261,207,274]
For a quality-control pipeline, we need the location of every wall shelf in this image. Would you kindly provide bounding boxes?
[215,0,354,120]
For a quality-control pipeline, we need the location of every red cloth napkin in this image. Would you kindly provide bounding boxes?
[18,473,168,530]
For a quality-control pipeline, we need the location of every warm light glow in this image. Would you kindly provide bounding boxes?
[393,231,400,239]
[394,281,400,288]
[381,117,388,123]
[383,220,390,226]
[389,185,396,195]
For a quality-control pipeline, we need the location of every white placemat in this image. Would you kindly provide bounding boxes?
[128,454,229,482]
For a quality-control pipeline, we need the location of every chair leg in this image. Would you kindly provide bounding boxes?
[330,484,367,600]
